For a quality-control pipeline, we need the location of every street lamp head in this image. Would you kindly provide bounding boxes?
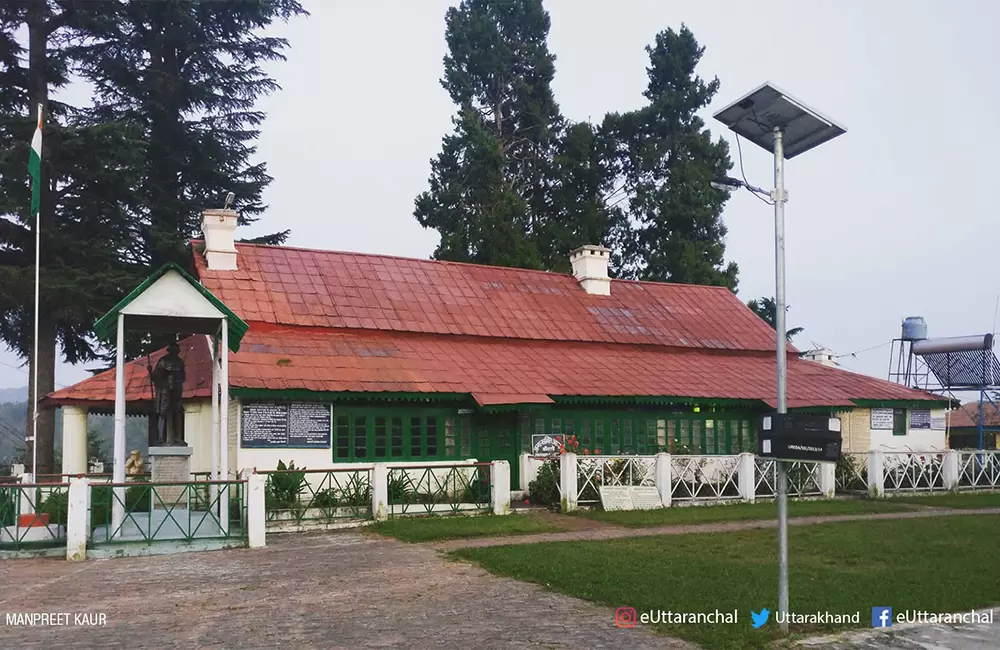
[710,181,733,192]
[711,176,744,190]
[712,82,846,159]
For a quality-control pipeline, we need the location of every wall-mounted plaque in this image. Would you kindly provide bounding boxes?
[241,402,331,448]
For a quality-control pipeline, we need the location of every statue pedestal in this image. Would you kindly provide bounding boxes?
[148,447,194,509]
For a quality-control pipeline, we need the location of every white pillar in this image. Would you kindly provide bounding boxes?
[738,452,756,503]
[209,334,219,507]
[819,462,836,498]
[491,460,511,515]
[942,450,960,491]
[220,320,230,531]
[112,313,126,537]
[655,452,672,507]
[65,477,90,561]
[867,450,885,498]
[519,452,538,492]
[559,452,578,512]
[61,406,88,476]
[19,473,34,515]
[372,463,389,521]
[247,472,266,548]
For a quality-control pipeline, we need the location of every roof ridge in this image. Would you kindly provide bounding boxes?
[196,240,734,291]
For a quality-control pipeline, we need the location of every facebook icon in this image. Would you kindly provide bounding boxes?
[872,607,893,628]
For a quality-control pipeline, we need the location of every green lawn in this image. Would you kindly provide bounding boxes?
[452,515,1000,650]
[887,491,1000,509]
[578,498,911,528]
[369,513,566,543]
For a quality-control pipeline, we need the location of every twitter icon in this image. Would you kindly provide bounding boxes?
[751,608,770,628]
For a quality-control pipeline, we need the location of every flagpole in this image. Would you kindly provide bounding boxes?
[30,102,42,478]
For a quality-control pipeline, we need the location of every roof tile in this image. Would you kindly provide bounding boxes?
[193,244,781,352]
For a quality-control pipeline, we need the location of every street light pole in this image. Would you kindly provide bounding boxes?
[772,126,790,633]
[713,83,846,637]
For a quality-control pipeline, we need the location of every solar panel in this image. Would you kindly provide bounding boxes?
[919,349,1000,388]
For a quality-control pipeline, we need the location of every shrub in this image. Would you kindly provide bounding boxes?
[265,460,306,513]
[38,490,69,525]
[528,460,560,506]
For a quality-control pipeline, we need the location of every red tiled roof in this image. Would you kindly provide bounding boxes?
[948,401,1000,428]
[46,243,946,409]
[193,243,782,352]
[48,324,937,409]
[44,336,213,408]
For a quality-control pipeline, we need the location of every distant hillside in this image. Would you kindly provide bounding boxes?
[0,385,27,403]
[0,399,147,466]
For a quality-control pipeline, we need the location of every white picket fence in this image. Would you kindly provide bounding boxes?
[527,450,1000,511]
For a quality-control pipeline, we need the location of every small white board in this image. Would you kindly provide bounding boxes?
[599,486,634,511]
[629,486,663,510]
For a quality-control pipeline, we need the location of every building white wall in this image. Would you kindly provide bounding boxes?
[868,408,947,452]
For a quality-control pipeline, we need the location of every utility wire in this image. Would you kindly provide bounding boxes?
[833,340,893,360]
[735,134,774,206]
[0,358,68,390]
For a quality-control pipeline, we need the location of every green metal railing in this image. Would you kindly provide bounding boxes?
[0,481,69,551]
[259,467,373,525]
[387,462,492,516]
[88,479,246,545]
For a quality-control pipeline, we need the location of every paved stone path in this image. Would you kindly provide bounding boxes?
[431,507,1000,551]
[796,608,1000,649]
[0,532,693,650]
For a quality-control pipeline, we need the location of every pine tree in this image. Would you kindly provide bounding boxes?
[541,121,625,274]
[747,297,804,342]
[415,0,563,269]
[0,1,141,474]
[605,26,738,289]
[72,0,307,272]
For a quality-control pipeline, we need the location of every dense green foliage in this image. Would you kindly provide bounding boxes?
[0,1,305,473]
[416,5,737,286]
[746,296,804,342]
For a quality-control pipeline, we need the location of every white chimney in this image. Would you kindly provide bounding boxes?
[570,245,611,296]
[801,348,838,367]
[202,209,238,270]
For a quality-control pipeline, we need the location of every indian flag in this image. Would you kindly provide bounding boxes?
[28,103,42,216]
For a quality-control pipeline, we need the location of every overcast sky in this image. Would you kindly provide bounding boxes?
[2,0,998,395]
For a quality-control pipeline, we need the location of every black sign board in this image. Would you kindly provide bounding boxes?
[241,402,332,448]
[531,434,564,456]
[756,413,842,463]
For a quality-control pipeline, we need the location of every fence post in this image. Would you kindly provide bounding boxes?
[867,450,885,498]
[19,473,34,515]
[372,463,389,521]
[247,473,266,548]
[491,461,511,515]
[66,477,90,561]
[942,450,960,491]
[738,453,756,503]
[559,453,578,513]
[519,453,538,492]
[819,462,836,498]
[655,452,672,507]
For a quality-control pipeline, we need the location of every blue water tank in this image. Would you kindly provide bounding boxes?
[901,317,928,341]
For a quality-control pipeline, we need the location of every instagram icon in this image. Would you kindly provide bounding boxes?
[615,607,637,628]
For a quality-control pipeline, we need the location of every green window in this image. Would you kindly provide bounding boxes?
[892,409,907,436]
[409,416,422,457]
[354,416,367,459]
[427,416,439,456]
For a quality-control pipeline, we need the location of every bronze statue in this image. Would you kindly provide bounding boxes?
[148,342,186,446]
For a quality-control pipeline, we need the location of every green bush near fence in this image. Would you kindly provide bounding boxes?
[1,485,17,526]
